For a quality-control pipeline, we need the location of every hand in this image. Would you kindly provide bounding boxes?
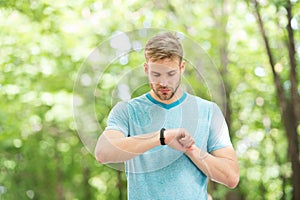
[164,128,195,152]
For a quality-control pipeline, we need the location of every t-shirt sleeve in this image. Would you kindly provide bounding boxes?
[105,101,129,136]
[207,103,232,152]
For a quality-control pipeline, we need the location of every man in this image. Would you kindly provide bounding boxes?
[95,32,239,200]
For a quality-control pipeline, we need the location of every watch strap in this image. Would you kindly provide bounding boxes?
[160,128,166,145]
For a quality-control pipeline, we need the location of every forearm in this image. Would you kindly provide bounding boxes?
[186,145,239,188]
[95,131,160,164]
[95,128,194,164]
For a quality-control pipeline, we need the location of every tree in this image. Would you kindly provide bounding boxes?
[251,0,300,199]
[1,0,299,199]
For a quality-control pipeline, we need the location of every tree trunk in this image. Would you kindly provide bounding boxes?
[55,153,63,200]
[252,1,300,199]
[212,1,244,199]
[117,171,126,200]
[281,104,300,200]
[83,167,92,200]
[285,1,300,123]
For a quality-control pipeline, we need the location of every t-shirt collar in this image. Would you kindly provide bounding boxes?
[145,92,187,110]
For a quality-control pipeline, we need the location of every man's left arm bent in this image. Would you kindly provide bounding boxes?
[185,145,239,189]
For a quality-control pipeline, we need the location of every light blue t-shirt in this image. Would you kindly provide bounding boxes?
[105,92,232,200]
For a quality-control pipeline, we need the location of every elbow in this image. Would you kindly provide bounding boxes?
[94,148,109,164]
[94,135,113,164]
[95,155,106,164]
[227,173,240,189]
[95,151,104,164]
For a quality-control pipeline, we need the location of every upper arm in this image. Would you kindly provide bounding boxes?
[207,103,232,152]
[105,101,129,137]
[95,102,129,159]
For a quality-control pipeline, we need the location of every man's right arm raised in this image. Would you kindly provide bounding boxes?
[94,130,160,164]
[94,128,194,164]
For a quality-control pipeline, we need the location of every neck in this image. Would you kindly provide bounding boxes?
[150,87,183,105]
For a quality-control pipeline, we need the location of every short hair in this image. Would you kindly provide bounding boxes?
[144,32,183,64]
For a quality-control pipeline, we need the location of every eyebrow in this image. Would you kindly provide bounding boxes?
[150,69,177,74]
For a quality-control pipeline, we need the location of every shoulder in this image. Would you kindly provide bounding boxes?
[112,100,129,111]
[112,94,147,107]
[127,93,153,109]
[111,94,149,112]
[128,93,148,104]
[185,93,224,117]
[185,93,214,107]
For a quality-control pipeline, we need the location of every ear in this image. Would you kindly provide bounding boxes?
[144,63,149,74]
[180,61,186,74]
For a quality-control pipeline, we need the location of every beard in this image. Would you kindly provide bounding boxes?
[150,78,181,101]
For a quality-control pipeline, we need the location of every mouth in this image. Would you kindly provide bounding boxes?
[159,88,171,94]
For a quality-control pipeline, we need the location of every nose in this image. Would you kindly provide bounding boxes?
[158,79,168,86]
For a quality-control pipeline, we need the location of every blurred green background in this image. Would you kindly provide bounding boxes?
[1,0,299,199]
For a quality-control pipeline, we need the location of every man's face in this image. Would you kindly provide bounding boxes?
[145,59,185,101]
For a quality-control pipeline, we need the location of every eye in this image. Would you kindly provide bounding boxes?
[168,71,177,76]
[151,72,160,77]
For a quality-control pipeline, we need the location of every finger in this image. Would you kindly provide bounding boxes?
[178,137,187,144]
[179,138,194,148]
[185,140,195,148]
[182,137,194,147]
[177,128,187,139]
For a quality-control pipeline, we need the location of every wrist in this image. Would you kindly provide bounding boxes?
[185,145,199,157]
[186,146,209,162]
[153,131,161,146]
[160,128,166,145]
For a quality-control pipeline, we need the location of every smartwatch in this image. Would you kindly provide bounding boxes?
[160,128,166,145]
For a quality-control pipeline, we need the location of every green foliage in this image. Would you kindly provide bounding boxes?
[1,0,299,199]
